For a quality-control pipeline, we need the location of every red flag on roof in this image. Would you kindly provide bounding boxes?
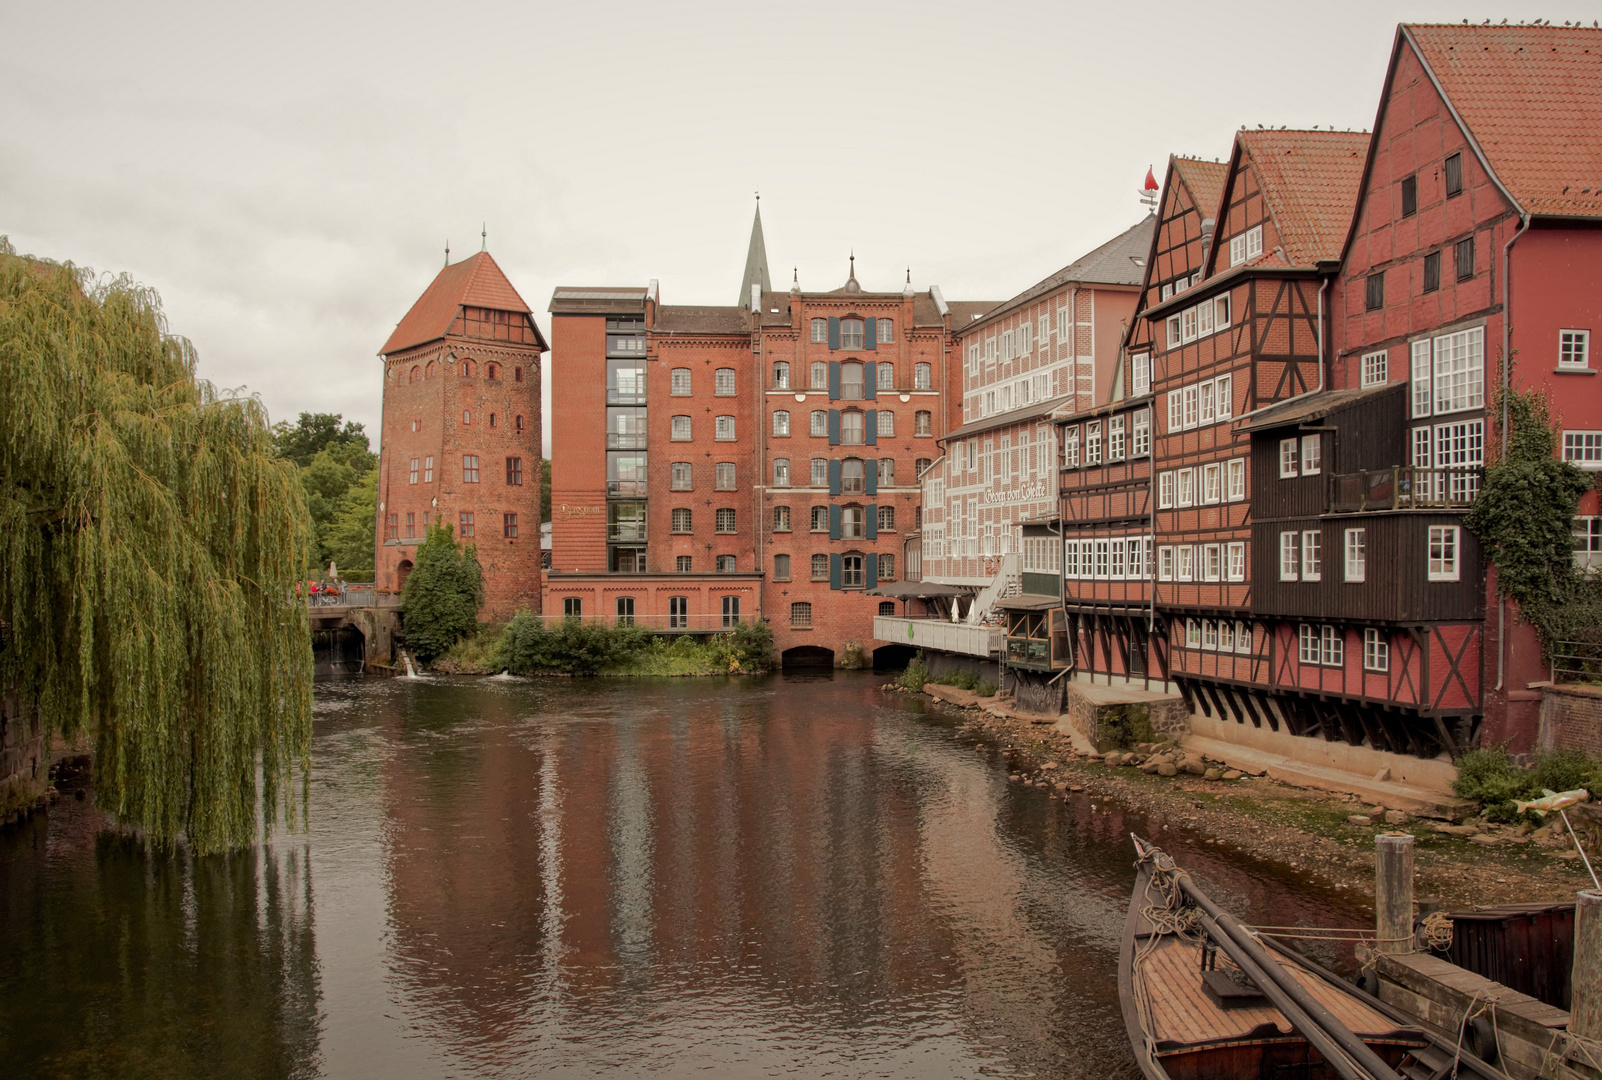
[1143,167,1160,193]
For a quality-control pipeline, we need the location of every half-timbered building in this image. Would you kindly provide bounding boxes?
[1333,22,1602,751]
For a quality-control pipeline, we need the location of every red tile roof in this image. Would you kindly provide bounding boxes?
[1406,23,1602,219]
[1172,157,1228,222]
[381,251,533,355]
[1237,129,1370,266]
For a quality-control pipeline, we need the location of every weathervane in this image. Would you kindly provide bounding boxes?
[1139,167,1160,210]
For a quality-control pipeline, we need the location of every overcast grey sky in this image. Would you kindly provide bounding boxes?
[4,0,1597,455]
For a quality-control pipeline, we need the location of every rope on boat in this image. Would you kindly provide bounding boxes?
[1245,909,1452,953]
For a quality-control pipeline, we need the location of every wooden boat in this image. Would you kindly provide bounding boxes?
[1118,837,1505,1080]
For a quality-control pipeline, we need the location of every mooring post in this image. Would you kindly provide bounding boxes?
[1574,889,1602,1040]
[1375,833,1415,954]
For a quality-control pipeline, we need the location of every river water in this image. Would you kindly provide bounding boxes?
[0,672,1371,1079]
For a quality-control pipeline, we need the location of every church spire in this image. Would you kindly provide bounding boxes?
[737,195,772,308]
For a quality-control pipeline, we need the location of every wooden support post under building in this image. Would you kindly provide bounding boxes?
[1574,889,1602,1040]
[1375,833,1414,954]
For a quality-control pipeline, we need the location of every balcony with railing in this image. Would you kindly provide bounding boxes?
[533,613,752,633]
[873,616,1001,657]
[1328,467,1481,514]
[608,520,647,543]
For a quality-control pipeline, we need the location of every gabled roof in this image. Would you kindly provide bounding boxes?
[1171,157,1229,223]
[1229,129,1370,270]
[960,215,1155,337]
[1233,384,1395,433]
[1403,23,1602,219]
[382,252,537,355]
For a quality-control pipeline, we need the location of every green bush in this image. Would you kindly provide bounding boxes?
[948,670,978,691]
[975,679,997,698]
[432,623,506,674]
[1454,746,1602,823]
[401,525,483,663]
[896,659,930,692]
[719,618,778,672]
[500,613,650,676]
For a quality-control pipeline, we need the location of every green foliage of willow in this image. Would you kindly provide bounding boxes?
[401,525,483,662]
[0,239,314,854]
[1463,390,1602,650]
[323,465,377,575]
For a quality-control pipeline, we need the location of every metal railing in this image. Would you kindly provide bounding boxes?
[305,583,401,609]
[1328,466,1482,513]
[607,522,648,542]
[1550,639,1602,685]
[873,615,1001,657]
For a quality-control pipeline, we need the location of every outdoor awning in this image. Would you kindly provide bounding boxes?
[996,594,1062,611]
[865,580,975,599]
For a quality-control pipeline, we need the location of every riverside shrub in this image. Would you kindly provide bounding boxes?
[1452,745,1602,822]
[401,525,483,663]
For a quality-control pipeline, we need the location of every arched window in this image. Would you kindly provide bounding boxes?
[489,413,498,428]
[840,319,865,349]
[839,409,865,445]
[424,361,437,379]
[914,410,932,436]
[840,361,864,400]
[811,505,828,531]
[877,409,895,437]
[810,410,828,436]
[461,359,474,377]
[515,415,524,431]
[810,361,828,390]
[841,458,865,493]
[841,551,866,585]
[714,368,736,396]
[877,319,894,344]
[878,601,895,616]
[772,410,790,437]
[914,362,931,389]
[877,361,894,390]
[773,361,790,389]
[410,366,421,383]
[462,410,472,424]
[841,506,866,539]
[487,362,501,380]
[514,367,523,382]
[810,318,827,343]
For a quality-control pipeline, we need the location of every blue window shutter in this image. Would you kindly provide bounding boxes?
[865,458,878,496]
[866,554,878,591]
[828,361,840,400]
[829,459,841,496]
[829,505,841,540]
[865,409,877,446]
[828,409,840,445]
[830,553,842,590]
[828,317,840,350]
[865,317,877,352]
[864,361,877,399]
[866,504,878,540]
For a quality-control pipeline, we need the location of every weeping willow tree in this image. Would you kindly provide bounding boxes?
[0,238,314,854]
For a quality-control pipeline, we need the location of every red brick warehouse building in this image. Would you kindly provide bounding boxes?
[373,251,547,618]
[545,203,994,665]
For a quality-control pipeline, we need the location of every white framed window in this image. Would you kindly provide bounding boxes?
[1018,321,1032,353]
[1158,546,1174,581]
[671,368,692,395]
[1085,421,1102,465]
[1200,379,1216,424]
[1203,544,1222,582]
[878,409,895,437]
[1215,373,1233,420]
[1167,315,1181,350]
[1177,545,1195,581]
[1226,542,1245,581]
[1361,349,1388,388]
[1574,516,1602,571]
[1363,628,1389,672]
[1167,389,1183,432]
[1197,297,1215,337]
[1410,338,1433,419]
[1428,525,1460,581]
[1214,294,1231,332]
[1158,471,1174,508]
[1229,234,1246,268]
[715,368,736,396]
[772,410,790,436]
[1301,530,1322,581]
[1235,621,1252,654]
[1432,326,1485,416]
[1227,458,1246,501]
[1560,329,1591,370]
[1202,619,1219,650]
[1279,438,1298,478]
[1133,409,1151,457]
[1298,624,1319,664]
[1132,353,1151,396]
[1108,416,1126,461]
[1176,468,1195,507]
[1344,528,1366,582]
[672,415,692,441]
[1202,462,1222,504]
[1435,418,1485,499]
[1111,538,1127,579]
[1279,532,1300,580]
[915,362,931,389]
[1094,539,1110,578]
[878,318,894,344]
[810,410,828,436]
[1412,425,1433,467]
[1181,306,1199,344]
[1562,431,1602,469]
[1064,427,1080,468]
[1183,385,1199,429]
[715,415,735,441]
[773,457,790,486]
[1301,434,1322,475]
[1321,625,1344,667]
[1186,618,1202,648]
[811,318,827,343]
[1246,225,1263,260]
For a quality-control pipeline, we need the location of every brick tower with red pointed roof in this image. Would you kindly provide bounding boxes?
[375,251,547,618]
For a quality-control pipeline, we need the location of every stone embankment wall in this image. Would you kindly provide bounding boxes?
[1539,683,1602,758]
[1063,684,1189,752]
[1,691,46,819]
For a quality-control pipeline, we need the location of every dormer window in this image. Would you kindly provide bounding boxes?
[840,319,865,350]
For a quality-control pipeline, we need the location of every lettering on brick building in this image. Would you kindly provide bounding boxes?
[982,482,1048,505]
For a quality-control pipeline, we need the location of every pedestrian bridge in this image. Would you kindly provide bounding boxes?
[873,616,1001,658]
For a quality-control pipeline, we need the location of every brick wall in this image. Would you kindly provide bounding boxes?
[1538,683,1602,758]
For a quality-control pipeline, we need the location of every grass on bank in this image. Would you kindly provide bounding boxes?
[895,657,996,697]
[430,613,778,677]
